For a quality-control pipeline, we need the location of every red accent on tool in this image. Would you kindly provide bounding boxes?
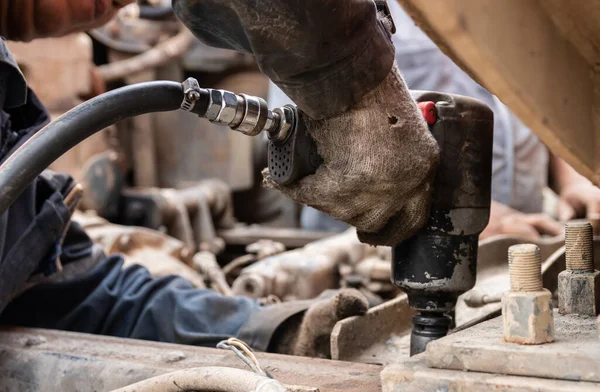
[418,101,437,125]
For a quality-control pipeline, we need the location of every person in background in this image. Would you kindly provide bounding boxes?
[270,2,600,241]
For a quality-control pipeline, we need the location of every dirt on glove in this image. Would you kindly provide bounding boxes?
[271,289,369,358]
[263,62,440,246]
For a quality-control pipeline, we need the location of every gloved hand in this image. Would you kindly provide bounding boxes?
[0,0,134,41]
[271,288,368,358]
[264,63,440,246]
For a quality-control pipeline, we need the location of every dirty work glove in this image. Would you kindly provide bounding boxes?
[264,63,440,246]
[0,0,134,41]
[271,289,368,358]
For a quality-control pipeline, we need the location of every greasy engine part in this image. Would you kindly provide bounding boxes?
[392,92,494,355]
[80,150,235,253]
[119,181,234,253]
[74,211,206,288]
[193,251,233,295]
[232,229,369,300]
[97,26,194,83]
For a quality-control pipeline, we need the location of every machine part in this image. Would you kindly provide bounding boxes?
[392,92,494,355]
[218,226,334,249]
[409,313,452,357]
[330,294,414,364]
[118,181,234,253]
[558,220,600,316]
[0,327,381,392]
[270,106,294,143]
[75,212,206,288]
[246,240,287,259]
[456,234,564,327]
[90,7,180,54]
[97,27,194,83]
[382,355,600,392]
[355,257,392,282]
[232,230,367,300]
[110,367,288,392]
[194,251,233,295]
[154,70,261,191]
[267,106,323,185]
[461,290,501,308]
[79,151,123,217]
[502,244,554,345]
[424,311,600,384]
[223,240,287,278]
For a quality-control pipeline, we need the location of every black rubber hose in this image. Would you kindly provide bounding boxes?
[139,5,173,21]
[0,81,185,215]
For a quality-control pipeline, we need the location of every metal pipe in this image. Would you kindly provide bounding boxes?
[97,28,194,83]
[110,366,288,392]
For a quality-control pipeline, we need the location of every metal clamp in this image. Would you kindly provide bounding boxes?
[181,77,202,112]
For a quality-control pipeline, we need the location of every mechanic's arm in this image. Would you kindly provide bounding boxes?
[480,200,562,241]
[173,0,394,119]
[0,0,133,41]
[174,0,440,246]
[550,152,600,221]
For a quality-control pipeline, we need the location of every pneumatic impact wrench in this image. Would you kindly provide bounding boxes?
[181,82,494,356]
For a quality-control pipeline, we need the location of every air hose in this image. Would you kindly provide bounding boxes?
[0,81,191,215]
[0,78,312,215]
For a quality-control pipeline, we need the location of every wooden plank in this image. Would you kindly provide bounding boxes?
[398,0,598,184]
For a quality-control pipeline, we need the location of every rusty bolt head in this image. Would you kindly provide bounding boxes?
[558,269,600,316]
[502,289,554,344]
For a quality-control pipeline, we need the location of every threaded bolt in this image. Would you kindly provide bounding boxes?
[508,244,543,292]
[565,220,594,272]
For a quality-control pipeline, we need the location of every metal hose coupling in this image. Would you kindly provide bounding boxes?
[180,77,293,142]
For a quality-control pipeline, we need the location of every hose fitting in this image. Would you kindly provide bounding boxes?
[179,78,288,140]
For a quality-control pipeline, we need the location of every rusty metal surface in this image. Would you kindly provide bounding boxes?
[75,212,205,288]
[426,311,600,383]
[219,226,334,248]
[232,230,368,300]
[382,355,600,392]
[455,235,564,326]
[0,327,381,392]
[330,294,414,365]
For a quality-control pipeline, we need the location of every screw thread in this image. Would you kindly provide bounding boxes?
[508,244,543,292]
[565,220,594,272]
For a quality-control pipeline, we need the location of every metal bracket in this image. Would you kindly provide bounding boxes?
[181,77,201,112]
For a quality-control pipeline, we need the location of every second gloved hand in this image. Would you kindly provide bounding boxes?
[263,63,440,246]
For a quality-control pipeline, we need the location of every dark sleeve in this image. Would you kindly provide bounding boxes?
[0,256,262,347]
[173,0,395,119]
